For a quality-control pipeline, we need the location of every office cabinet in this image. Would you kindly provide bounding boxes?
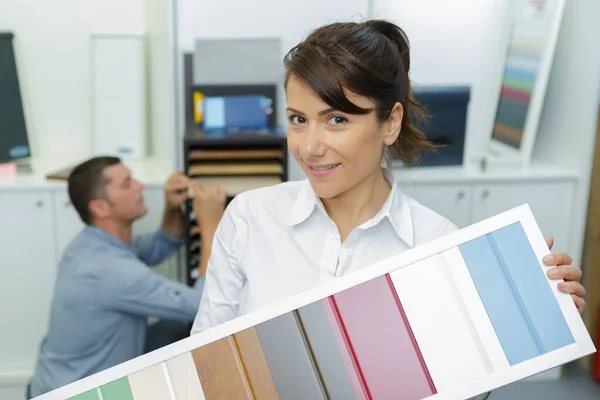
[409,180,576,254]
[0,192,56,376]
[471,181,575,253]
[413,183,472,228]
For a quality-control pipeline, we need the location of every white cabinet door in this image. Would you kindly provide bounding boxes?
[411,183,473,229]
[0,191,56,376]
[52,190,85,260]
[471,180,576,254]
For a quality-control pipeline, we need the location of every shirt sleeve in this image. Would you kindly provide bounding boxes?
[99,255,204,321]
[191,197,248,334]
[130,229,183,266]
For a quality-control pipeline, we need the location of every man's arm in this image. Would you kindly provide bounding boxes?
[161,171,193,239]
[131,229,182,266]
[161,204,185,240]
[130,171,192,265]
[99,255,203,321]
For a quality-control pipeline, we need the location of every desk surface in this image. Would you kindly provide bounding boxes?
[0,154,579,192]
[392,162,579,184]
[0,154,173,192]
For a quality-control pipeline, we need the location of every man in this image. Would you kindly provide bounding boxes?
[28,156,226,398]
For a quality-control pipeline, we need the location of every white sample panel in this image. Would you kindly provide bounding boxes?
[390,252,492,391]
[128,363,174,400]
[166,352,206,400]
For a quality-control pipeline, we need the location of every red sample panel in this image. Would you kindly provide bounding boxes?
[329,275,436,399]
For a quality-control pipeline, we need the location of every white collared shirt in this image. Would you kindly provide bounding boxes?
[191,171,458,334]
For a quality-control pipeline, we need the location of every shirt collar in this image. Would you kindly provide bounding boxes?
[287,169,415,247]
[82,224,131,251]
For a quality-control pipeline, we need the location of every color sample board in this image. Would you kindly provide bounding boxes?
[491,0,565,152]
[34,205,595,400]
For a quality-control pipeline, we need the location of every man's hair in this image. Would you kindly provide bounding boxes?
[67,156,121,225]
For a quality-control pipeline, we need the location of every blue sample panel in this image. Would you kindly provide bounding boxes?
[458,222,574,365]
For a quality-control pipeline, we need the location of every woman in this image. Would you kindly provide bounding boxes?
[191,19,586,334]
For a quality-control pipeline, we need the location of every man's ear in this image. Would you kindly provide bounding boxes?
[89,199,110,221]
[383,102,403,146]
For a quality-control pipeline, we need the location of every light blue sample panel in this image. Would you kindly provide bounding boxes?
[458,222,574,365]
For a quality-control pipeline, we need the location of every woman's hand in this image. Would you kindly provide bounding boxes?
[543,237,586,315]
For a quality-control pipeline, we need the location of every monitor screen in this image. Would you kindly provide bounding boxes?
[202,95,272,133]
[0,33,30,163]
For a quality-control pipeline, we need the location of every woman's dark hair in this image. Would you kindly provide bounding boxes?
[283,19,436,165]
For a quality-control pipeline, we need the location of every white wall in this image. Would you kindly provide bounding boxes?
[144,0,177,169]
[371,0,511,164]
[0,0,144,158]
[373,0,600,265]
[175,0,370,180]
[530,0,600,265]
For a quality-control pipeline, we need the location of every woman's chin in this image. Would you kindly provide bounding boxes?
[309,182,344,200]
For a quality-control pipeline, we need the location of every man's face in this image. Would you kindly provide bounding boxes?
[98,163,147,224]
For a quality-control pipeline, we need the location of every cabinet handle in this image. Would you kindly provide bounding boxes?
[36,200,44,208]
[457,191,466,200]
[481,190,490,200]
[64,200,71,207]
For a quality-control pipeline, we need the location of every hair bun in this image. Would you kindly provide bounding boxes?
[366,20,411,73]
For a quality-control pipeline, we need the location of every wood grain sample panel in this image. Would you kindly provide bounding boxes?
[189,149,284,160]
[234,327,279,399]
[188,163,283,176]
[193,176,282,196]
[192,337,252,399]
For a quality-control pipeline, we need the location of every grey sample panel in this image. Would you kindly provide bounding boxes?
[193,38,282,85]
[255,311,326,400]
[297,301,359,400]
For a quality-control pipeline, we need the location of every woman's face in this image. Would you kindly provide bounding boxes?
[286,75,402,199]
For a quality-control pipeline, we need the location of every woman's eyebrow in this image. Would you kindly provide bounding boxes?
[286,107,336,116]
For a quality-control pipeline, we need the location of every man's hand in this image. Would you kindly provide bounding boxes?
[164,172,193,210]
[191,183,227,236]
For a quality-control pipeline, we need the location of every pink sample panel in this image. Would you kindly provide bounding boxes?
[329,275,436,400]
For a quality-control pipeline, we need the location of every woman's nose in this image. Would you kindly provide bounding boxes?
[301,126,327,157]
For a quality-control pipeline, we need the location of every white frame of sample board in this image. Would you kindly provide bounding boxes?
[34,204,595,400]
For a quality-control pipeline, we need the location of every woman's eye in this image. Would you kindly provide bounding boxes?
[288,115,306,125]
[328,116,348,125]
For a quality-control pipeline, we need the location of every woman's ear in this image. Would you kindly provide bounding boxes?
[383,102,403,146]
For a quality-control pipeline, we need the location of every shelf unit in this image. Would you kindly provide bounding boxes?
[183,129,288,285]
